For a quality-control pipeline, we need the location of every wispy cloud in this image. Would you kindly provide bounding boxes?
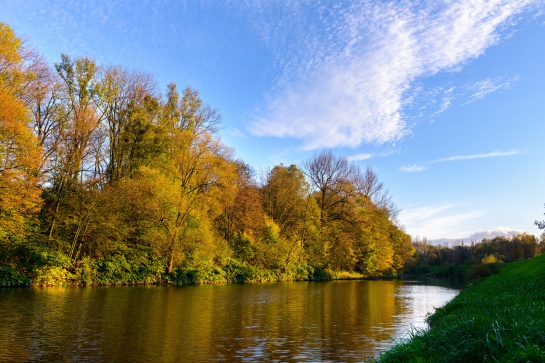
[400,164,428,173]
[433,149,520,163]
[399,203,483,239]
[400,149,520,172]
[431,86,456,117]
[347,153,373,162]
[422,76,520,119]
[461,76,520,106]
[248,0,538,149]
[230,128,246,138]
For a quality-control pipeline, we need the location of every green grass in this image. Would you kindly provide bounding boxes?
[376,253,545,362]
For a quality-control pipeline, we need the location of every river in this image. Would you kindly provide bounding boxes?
[0,280,459,362]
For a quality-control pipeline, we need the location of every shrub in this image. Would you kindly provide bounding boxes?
[170,266,227,284]
[0,239,72,286]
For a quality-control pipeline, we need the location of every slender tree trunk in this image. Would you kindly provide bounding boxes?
[48,180,65,238]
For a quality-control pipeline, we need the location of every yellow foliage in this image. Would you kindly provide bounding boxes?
[482,254,502,264]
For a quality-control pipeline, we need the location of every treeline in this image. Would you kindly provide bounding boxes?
[0,23,413,286]
[407,234,544,279]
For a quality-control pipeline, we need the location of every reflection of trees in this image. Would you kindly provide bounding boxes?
[0,281,449,361]
[314,281,399,358]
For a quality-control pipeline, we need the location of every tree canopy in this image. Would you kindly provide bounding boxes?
[0,22,414,285]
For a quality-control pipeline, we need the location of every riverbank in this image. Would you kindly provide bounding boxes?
[375,253,545,362]
[0,243,376,287]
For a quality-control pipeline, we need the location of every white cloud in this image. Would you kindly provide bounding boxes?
[429,227,527,245]
[468,228,526,241]
[401,149,520,172]
[400,204,530,242]
[424,76,520,118]
[347,153,373,161]
[399,203,483,239]
[400,164,427,173]
[462,77,519,106]
[432,149,520,163]
[461,76,520,106]
[249,0,538,149]
[431,86,456,117]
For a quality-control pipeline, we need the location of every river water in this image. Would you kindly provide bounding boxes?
[0,280,458,362]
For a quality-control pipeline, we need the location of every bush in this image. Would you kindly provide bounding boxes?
[71,247,165,285]
[170,266,227,284]
[0,239,72,286]
[467,263,501,280]
[279,262,314,281]
[308,265,333,281]
[223,258,277,283]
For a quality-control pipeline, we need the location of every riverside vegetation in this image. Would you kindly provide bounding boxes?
[0,22,415,286]
[407,233,544,280]
[375,252,545,362]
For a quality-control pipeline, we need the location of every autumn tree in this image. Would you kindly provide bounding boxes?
[302,150,360,269]
[40,55,107,240]
[96,66,160,182]
[262,164,308,236]
[215,161,263,241]
[127,84,237,273]
[354,165,399,221]
[27,56,63,173]
[303,150,358,224]
[0,23,42,237]
[261,164,322,267]
[0,88,42,236]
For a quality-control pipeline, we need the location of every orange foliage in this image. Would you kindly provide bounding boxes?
[0,87,42,235]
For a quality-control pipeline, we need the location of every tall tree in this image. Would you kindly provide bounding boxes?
[45,55,105,238]
[97,67,159,182]
[0,23,42,237]
[0,88,42,236]
[303,149,357,223]
[354,165,399,221]
[127,84,236,273]
[261,164,319,266]
[262,164,309,237]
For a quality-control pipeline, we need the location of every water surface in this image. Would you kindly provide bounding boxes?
[0,280,458,362]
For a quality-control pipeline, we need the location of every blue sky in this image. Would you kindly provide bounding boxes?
[2,0,544,242]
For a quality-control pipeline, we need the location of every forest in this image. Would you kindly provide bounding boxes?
[0,22,416,286]
[408,233,545,279]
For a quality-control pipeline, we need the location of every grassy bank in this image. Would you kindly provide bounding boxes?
[377,253,545,362]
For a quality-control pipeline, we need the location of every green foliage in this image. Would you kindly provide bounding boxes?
[170,266,227,284]
[77,247,166,285]
[279,261,315,281]
[308,265,334,281]
[72,256,98,285]
[230,233,257,264]
[467,263,502,280]
[0,237,72,286]
[223,258,277,283]
[375,254,545,363]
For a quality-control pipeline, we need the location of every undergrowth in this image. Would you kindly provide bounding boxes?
[1,241,338,286]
